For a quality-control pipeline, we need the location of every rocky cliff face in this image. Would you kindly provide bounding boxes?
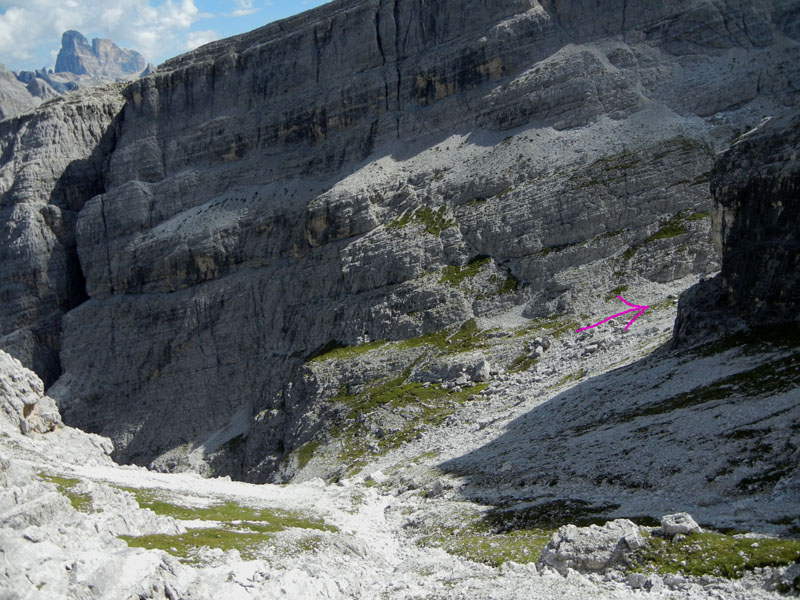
[1,0,798,479]
[0,86,125,385]
[55,30,150,79]
[674,109,800,343]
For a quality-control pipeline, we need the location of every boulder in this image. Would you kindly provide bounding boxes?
[660,512,702,536]
[472,359,492,382]
[537,519,644,575]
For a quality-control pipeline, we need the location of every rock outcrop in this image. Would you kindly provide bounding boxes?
[673,109,800,343]
[0,0,797,479]
[55,30,152,79]
[0,350,61,435]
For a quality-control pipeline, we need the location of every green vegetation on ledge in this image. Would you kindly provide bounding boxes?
[332,369,487,474]
[632,531,800,580]
[307,339,388,363]
[388,206,456,236]
[420,500,619,568]
[440,256,490,286]
[645,214,688,243]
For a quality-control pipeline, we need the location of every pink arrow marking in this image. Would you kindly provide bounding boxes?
[576,296,650,333]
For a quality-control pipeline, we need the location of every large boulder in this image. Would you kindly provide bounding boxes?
[537,519,644,575]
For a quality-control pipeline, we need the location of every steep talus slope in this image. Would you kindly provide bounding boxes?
[0,0,796,478]
[0,87,125,386]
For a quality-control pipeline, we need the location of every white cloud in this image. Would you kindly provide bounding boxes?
[185,29,219,51]
[229,0,259,18]
[0,0,203,68]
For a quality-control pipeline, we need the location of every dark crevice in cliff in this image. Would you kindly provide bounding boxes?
[374,5,386,65]
[41,107,124,386]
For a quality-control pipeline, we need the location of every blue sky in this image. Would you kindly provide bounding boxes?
[0,0,331,72]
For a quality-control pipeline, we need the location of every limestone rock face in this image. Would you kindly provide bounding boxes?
[674,109,800,343]
[55,30,150,79]
[0,0,797,478]
[0,350,61,435]
[0,86,125,385]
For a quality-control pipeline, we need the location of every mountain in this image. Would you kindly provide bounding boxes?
[1,1,800,597]
[0,31,152,121]
[0,0,797,482]
[55,30,152,79]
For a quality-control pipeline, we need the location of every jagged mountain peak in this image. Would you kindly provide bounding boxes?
[55,29,151,79]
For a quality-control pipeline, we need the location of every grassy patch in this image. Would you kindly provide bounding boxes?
[117,489,337,563]
[606,285,629,301]
[622,243,642,261]
[650,297,678,311]
[513,314,580,339]
[120,528,266,562]
[494,273,520,296]
[296,440,320,470]
[687,211,711,221]
[388,206,456,236]
[440,256,490,287]
[645,215,688,243]
[332,372,487,472]
[307,339,388,363]
[509,354,537,373]
[116,488,336,532]
[632,531,800,579]
[420,500,619,568]
[38,473,93,513]
[397,319,487,353]
[554,369,586,388]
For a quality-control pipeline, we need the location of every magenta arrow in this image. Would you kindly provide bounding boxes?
[576,296,650,333]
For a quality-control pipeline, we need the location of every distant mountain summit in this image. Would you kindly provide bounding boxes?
[55,30,152,79]
[0,31,153,120]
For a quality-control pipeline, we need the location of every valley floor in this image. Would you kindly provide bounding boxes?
[2,274,799,599]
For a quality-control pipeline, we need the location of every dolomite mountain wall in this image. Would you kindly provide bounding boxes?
[673,108,800,342]
[0,87,125,386]
[0,0,798,479]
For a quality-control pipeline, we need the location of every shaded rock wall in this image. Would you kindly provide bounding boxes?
[674,109,800,343]
[0,87,125,385]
